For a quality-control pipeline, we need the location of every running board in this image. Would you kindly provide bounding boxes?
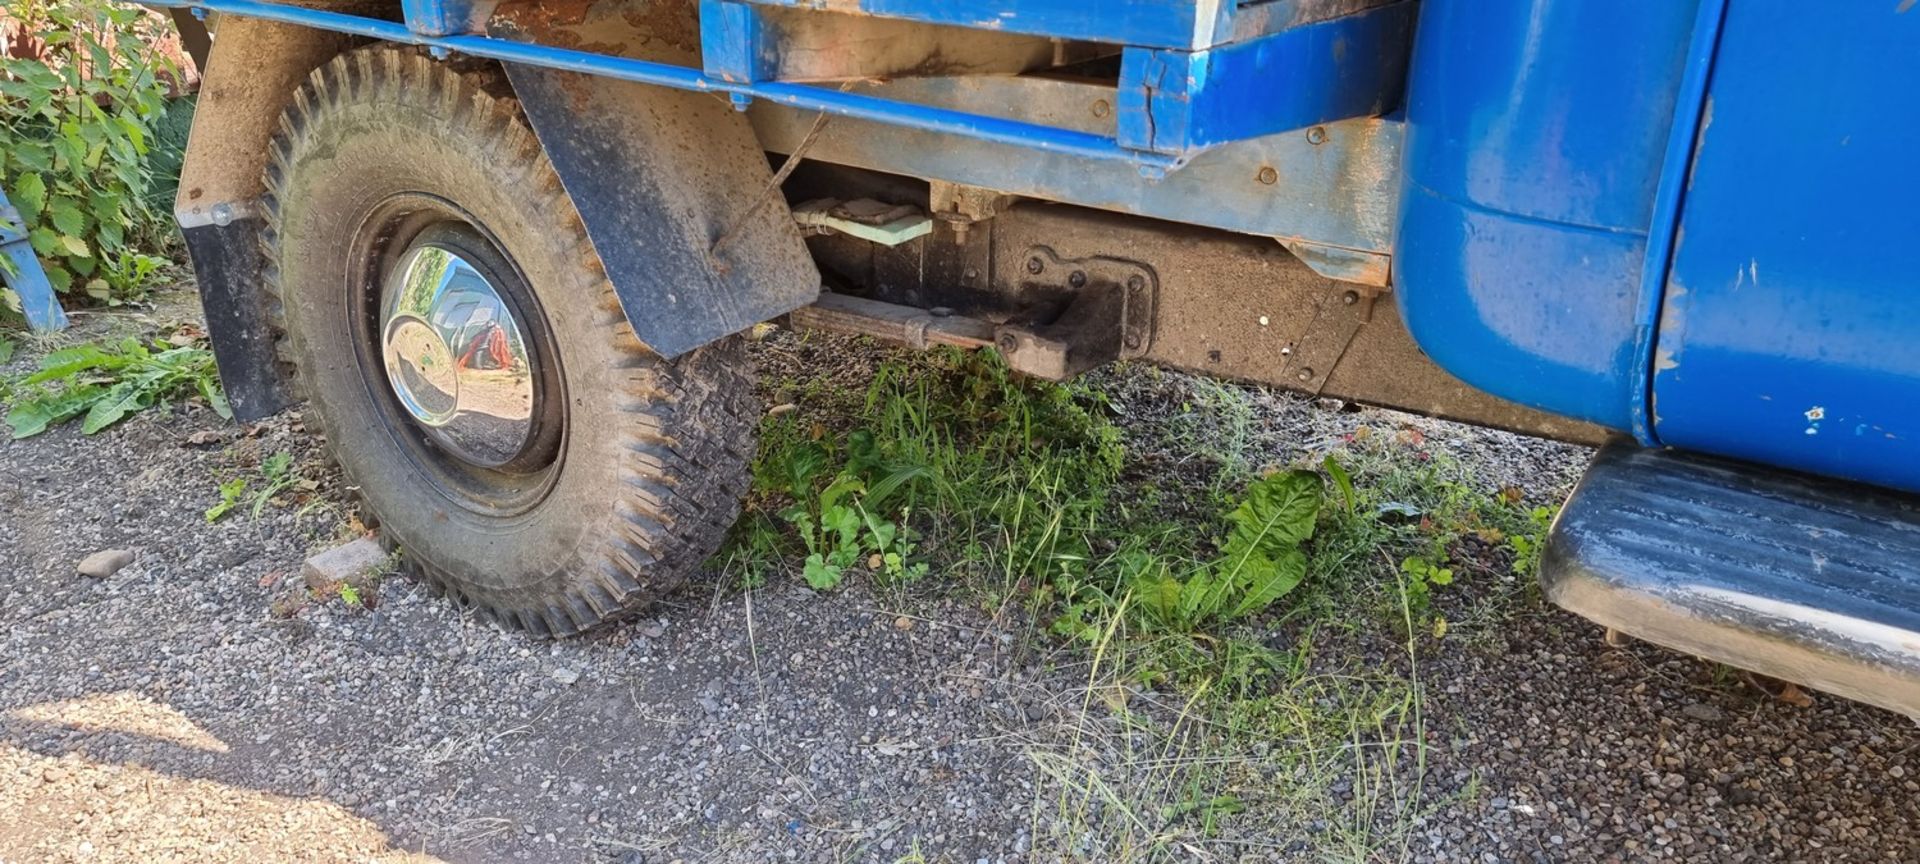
[1543,443,1920,719]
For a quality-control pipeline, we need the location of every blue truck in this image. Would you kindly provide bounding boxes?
[139,0,1920,717]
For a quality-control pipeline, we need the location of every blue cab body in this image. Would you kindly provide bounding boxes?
[151,0,1920,713]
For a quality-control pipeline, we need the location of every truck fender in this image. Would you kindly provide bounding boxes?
[490,5,820,358]
[176,16,356,420]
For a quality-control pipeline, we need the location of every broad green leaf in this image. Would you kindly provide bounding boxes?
[6,403,59,439]
[1227,547,1308,619]
[26,345,125,383]
[58,234,90,258]
[1224,470,1323,550]
[10,172,47,216]
[11,147,53,173]
[802,554,843,590]
[47,195,87,235]
[27,227,59,256]
[81,381,149,434]
[6,384,103,438]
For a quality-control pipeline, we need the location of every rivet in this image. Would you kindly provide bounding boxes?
[1306,126,1328,145]
[1127,275,1146,292]
[1026,257,1045,275]
[1091,99,1111,118]
[1342,290,1359,305]
[1257,166,1278,185]
[998,333,1019,352]
[1123,333,1142,350]
[1068,270,1088,288]
[1296,367,1315,381]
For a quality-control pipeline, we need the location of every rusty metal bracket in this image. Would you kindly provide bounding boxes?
[1279,284,1380,394]
[1018,245,1159,359]
[985,246,1160,379]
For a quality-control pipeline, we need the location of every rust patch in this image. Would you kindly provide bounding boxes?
[493,0,700,62]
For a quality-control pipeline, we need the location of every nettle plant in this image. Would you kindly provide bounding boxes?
[1,0,175,310]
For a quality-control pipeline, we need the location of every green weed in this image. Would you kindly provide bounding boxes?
[4,337,228,437]
[204,476,246,523]
[731,347,1122,595]
[1505,504,1556,577]
[205,450,310,524]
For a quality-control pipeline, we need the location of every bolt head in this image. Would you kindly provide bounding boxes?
[1123,333,1143,350]
[1306,126,1328,145]
[1296,367,1315,382]
[1026,257,1045,275]
[1127,275,1146,292]
[1068,270,1088,288]
[1257,166,1278,185]
[1342,290,1359,305]
[997,333,1019,352]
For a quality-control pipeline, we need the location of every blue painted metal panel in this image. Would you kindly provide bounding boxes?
[1392,0,1701,430]
[1653,1,1920,493]
[750,75,1401,259]
[1115,1,1412,154]
[400,0,487,37]
[700,0,766,83]
[731,0,1211,50]
[0,189,69,333]
[1625,0,1725,446]
[728,0,1396,51]
[136,0,1182,170]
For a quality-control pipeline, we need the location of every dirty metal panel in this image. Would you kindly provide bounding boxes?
[1115,1,1413,154]
[174,15,355,227]
[1276,283,1372,395]
[986,204,1608,443]
[1653,1,1920,493]
[749,75,1401,258]
[493,3,820,357]
[701,0,1081,83]
[725,0,1395,51]
[147,0,1184,170]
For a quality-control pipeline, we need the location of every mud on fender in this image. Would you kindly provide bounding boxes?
[494,53,819,357]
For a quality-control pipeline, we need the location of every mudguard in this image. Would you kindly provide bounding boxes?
[491,1,819,358]
[176,16,355,420]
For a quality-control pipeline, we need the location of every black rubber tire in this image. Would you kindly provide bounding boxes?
[261,47,757,637]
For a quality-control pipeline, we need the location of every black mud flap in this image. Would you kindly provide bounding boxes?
[496,62,820,357]
[1542,442,1920,719]
[181,217,290,421]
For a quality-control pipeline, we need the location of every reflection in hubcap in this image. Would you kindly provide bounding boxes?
[379,242,539,468]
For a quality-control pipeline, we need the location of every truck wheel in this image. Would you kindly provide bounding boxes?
[261,48,757,636]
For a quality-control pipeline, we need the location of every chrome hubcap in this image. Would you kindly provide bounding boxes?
[379,240,539,468]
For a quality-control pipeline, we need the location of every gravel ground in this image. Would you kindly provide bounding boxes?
[2,302,1917,863]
